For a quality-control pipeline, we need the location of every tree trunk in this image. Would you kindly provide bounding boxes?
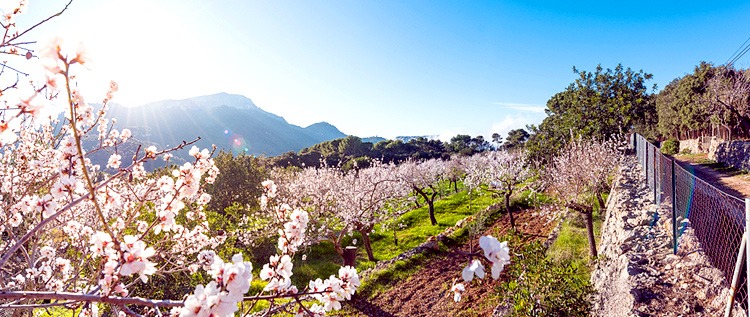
[427,199,437,226]
[453,179,458,193]
[505,192,515,229]
[416,187,438,225]
[359,229,376,261]
[343,247,357,267]
[584,209,597,258]
[596,191,606,212]
[333,242,344,258]
[566,202,597,257]
[393,228,398,245]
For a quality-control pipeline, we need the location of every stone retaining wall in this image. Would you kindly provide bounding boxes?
[679,137,723,159]
[716,140,750,171]
[591,156,744,316]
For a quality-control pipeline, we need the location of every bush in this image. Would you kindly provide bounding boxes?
[680,148,692,155]
[661,138,679,155]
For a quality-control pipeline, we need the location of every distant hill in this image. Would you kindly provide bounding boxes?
[100,93,346,168]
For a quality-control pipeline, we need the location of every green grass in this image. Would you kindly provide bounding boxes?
[547,194,606,278]
[675,152,715,165]
[676,152,749,176]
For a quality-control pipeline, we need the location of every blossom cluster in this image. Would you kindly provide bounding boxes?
[178,180,360,316]
[452,235,511,302]
[179,253,253,317]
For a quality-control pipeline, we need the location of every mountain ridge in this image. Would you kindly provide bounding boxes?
[96,93,346,169]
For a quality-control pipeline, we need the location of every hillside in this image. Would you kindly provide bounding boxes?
[102,93,347,166]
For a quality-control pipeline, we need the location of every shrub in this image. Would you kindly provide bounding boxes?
[661,138,680,155]
[496,240,593,316]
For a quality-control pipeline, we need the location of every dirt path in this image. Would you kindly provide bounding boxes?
[673,155,750,198]
[346,209,556,317]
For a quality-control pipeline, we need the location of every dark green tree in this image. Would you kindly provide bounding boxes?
[502,128,529,150]
[526,64,655,162]
[203,151,267,214]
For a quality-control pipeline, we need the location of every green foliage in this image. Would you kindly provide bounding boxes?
[526,64,655,163]
[655,61,715,139]
[498,241,594,317]
[203,151,267,214]
[448,134,491,156]
[503,128,530,150]
[661,138,679,155]
[274,135,452,168]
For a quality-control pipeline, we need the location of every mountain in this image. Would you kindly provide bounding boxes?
[103,93,346,166]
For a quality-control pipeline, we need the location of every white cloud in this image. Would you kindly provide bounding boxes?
[492,102,546,114]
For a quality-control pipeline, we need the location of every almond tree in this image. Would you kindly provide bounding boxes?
[445,155,467,193]
[277,161,409,262]
[342,161,411,261]
[464,150,531,229]
[544,137,622,257]
[397,158,447,226]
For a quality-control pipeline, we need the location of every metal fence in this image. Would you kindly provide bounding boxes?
[632,133,748,310]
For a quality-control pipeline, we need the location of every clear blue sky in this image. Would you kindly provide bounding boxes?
[19,0,750,140]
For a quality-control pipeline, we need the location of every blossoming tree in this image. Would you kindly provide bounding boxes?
[464,150,531,229]
[397,158,447,226]
[274,161,410,262]
[544,137,621,257]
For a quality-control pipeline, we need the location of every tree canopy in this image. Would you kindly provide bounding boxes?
[526,64,656,162]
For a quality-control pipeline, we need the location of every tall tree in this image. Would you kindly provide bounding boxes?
[204,151,266,213]
[503,129,529,150]
[526,64,655,162]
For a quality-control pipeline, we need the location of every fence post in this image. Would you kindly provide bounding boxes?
[651,146,659,205]
[746,198,750,315]
[643,142,648,188]
[672,158,677,255]
[725,235,747,317]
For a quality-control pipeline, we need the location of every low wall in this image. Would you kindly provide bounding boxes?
[715,140,750,171]
[679,137,724,160]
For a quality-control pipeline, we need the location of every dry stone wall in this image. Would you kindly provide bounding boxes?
[591,156,744,316]
[715,140,750,171]
[679,137,723,159]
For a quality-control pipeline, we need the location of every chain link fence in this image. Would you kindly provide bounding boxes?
[633,133,748,309]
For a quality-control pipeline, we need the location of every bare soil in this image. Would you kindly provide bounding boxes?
[346,209,556,317]
[674,153,750,198]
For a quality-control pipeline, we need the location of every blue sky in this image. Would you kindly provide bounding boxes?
[19,0,750,140]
